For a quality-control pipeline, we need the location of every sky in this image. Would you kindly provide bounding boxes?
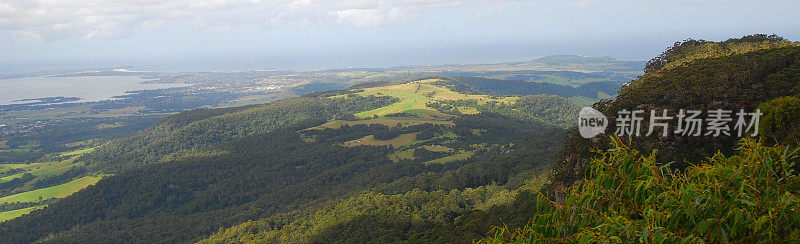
[1,0,799,73]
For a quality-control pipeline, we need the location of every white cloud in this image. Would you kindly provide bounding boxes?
[575,0,589,8]
[0,0,518,42]
[332,1,410,27]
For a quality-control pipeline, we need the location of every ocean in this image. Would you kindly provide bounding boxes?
[0,75,188,105]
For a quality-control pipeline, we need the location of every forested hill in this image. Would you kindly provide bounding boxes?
[0,77,577,243]
[472,35,800,243]
[196,34,800,243]
[81,95,399,173]
[549,34,800,198]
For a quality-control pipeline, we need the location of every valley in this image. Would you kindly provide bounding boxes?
[0,56,629,227]
[2,35,800,243]
[0,71,575,242]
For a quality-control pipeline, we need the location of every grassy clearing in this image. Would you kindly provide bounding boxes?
[597,91,613,100]
[0,206,45,223]
[0,175,104,203]
[26,157,82,176]
[1,147,92,181]
[421,145,453,152]
[424,151,475,165]
[314,80,514,140]
[344,133,418,148]
[0,146,102,222]
[407,131,458,148]
[17,142,38,150]
[0,155,83,183]
[457,106,480,114]
[402,109,455,120]
[0,172,26,183]
[310,116,453,130]
[388,140,458,162]
[0,162,48,175]
[63,139,97,148]
[59,147,96,157]
[351,80,516,118]
[0,162,47,183]
[469,143,487,150]
[568,95,597,107]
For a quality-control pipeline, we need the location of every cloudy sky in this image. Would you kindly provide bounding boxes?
[1,0,799,72]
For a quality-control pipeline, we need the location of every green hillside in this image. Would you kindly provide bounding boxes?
[2,35,799,243]
[201,35,800,243]
[550,35,800,193]
[82,95,399,173]
[0,78,573,243]
[0,175,102,204]
[0,148,100,223]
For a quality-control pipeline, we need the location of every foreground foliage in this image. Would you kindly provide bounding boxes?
[482,137,800,243]
[758,96,800,147]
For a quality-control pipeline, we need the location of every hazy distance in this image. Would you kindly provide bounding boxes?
[2,0,799,73]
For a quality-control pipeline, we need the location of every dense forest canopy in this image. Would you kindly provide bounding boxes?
[644,34,795,73]
[82,95,398,173]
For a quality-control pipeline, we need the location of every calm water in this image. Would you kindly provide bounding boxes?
[0,76,188,105]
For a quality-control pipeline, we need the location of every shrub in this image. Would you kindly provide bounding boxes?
[758,96,800,147]
[480,137,800,243]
